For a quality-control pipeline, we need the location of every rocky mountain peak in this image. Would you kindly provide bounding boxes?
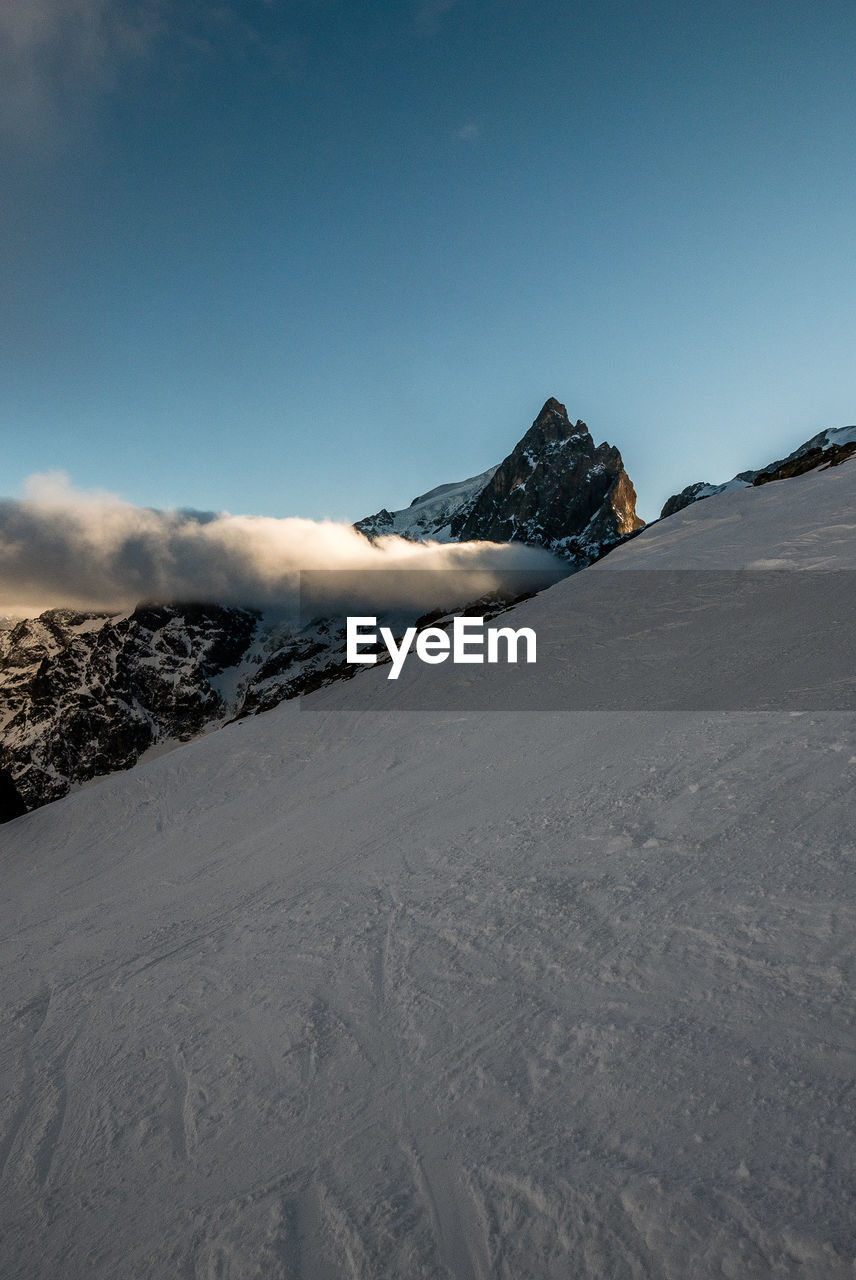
[534,396,569,422]
[356,399,641,559]
[449,402,642,559]
[529,398,589,441]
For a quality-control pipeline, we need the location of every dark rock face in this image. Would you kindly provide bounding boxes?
[0,604,259,817]
[355,398,643,564]
[0,768,27,824]
[451,399,643,561]
[660,481,714,520]
[752,439,856,486]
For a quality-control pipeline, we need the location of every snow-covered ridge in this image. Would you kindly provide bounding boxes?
[356,465,499,542]
[660,423,856,519]
[407,466,501,510]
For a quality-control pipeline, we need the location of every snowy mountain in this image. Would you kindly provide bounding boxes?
[0,604,259,816]
[357,398,643,560]
[660,423,856,518]
[2,459,855,1279]
[0,398,640,821]
[0,584,560,821]
[354,465,500,542]
[4,403,852,824]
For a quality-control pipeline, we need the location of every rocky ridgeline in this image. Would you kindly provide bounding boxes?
[450,398,643,556]
[660,425,856,519]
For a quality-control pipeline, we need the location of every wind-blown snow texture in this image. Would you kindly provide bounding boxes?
[1,462,855,1279]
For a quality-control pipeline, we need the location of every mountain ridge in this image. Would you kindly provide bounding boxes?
[660,423,856,518]
[3,402,854,822]
[0,398,641,820]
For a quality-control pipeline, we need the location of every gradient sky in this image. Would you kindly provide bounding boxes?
[2,0,854,524]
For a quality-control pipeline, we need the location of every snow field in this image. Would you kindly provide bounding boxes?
[1,459,855,1278]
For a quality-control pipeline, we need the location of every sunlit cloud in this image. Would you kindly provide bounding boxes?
[0,473,560,617]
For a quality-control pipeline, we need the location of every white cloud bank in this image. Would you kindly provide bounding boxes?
[0,473,561,618]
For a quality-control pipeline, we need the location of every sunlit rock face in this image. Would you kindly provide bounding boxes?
[450,398,643,561]
[357,397,644,566]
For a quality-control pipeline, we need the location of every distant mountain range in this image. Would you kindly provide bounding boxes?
[1,400,853,821]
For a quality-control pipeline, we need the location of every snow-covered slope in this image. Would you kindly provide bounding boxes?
[2,464,855,1279]
[354,465,499,542]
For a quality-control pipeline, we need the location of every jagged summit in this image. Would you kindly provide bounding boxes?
[450,401,642,555]
[357,398,642,559]
[534,395,568,420]
[530,397,588,437]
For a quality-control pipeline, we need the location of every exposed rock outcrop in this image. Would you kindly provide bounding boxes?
[0,604,258,820]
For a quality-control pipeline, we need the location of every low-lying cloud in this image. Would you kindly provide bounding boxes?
[0,473,562,619]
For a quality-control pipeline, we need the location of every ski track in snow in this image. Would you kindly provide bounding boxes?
[1,462,856,1278]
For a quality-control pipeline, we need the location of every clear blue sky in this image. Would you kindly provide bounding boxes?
[2,0,854,524]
